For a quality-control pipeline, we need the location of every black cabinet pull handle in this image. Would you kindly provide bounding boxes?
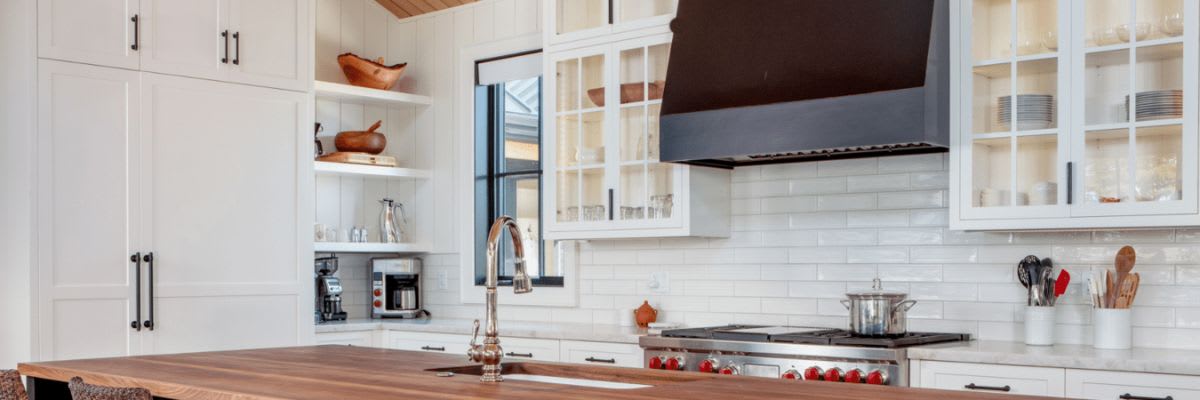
[421,346,445,352]
[964,383,1010,392]
[221,30,229,63]
[505,352,533,358]
[142,252,155,330]
[130,15,140,51]
[130,253,142,331]
[607,189,614,220]
[585,356,615,364]
[1121,394,1173,400]
[232,32,240,65]
[607,0,613,24]
[1066,161,1074,204]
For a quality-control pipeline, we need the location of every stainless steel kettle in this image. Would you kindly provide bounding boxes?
[379,198,408,243]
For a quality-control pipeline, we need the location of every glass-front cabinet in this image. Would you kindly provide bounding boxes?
[952,0,1199,229]
[546,0,678,45]
[543,34,730,239]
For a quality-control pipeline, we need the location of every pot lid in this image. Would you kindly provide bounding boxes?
[846,278,908,299]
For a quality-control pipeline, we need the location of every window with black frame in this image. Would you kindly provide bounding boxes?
[474,51,563,287]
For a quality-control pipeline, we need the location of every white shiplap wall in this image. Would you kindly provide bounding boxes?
[314,0,539,319]
[318,0,1200,351]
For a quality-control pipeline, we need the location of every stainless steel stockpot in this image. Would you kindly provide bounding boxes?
[840,278,917,337]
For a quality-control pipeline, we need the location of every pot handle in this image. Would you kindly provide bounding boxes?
[896,300,918,312]
[840,299,851,309]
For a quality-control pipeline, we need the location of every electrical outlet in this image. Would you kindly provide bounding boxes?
[648,272,670,294]
[437,271,448,290]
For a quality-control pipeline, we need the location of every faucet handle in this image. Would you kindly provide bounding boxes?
[467,319,481,361]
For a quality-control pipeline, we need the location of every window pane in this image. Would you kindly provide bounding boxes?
[503,77,540,171]
[496,175,541,278]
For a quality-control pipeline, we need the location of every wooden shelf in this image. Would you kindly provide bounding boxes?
[314,161,431,179]
[314,242,430,254]
[314,81,432,107]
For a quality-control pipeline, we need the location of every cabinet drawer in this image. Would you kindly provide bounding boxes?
[315,331,376,347]
[918,361,1065,397]
[385,331,471,355]
[1067,369,1200,400]
[559,340,642,368]
[498,337,561,362]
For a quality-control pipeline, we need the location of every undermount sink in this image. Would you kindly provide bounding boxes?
[428,362,705,390]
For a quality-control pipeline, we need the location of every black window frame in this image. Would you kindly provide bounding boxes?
[473,63,562,287]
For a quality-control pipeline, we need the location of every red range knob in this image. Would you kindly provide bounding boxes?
[719,365,739,375]
[665,357,684,371]
[372,300,383,308]
[373,289,382,297]
[648,356,665,369]
[803,366,823,381]
[698,358,718,373]
[844,369,864,384]
[781,370,800,380]
[823,368,843,382]
[866,370,888,385]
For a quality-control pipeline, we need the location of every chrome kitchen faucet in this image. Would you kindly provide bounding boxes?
[468,216,532,382]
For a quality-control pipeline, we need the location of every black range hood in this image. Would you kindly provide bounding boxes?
[659,0,949,168]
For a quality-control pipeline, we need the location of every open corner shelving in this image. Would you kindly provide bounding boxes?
[313,80,432,107]
[314,161,431,179]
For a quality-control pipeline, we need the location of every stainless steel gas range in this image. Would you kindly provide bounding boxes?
[638,325,970,387]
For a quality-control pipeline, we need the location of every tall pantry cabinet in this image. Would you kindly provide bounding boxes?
[33,0,311,361]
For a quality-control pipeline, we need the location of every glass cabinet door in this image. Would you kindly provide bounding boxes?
[1074,0,1195,215]
[553,52,608,223]
[616,41,675,222]
[614,0,675,27]
[964,0,1067,218]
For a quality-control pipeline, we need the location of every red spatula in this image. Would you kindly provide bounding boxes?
[1054,269,1070,298]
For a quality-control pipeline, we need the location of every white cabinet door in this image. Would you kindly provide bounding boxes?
[384,331,472,355]
[917,361,1065,397]
[139,73,307,354]
[138,0,227,82]
[315,331,377,347]
[226,0,309,91]
[38,0,140,69]
[1066,369,1200,400]
[36,60,143,361]
[559,340,642,368]
[499,337,561,362]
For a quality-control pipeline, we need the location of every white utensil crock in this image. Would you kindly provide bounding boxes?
[1024,306,1056,346]
[1093,309,1132,349]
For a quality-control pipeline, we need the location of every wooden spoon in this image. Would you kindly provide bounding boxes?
[1110,246,1136,309]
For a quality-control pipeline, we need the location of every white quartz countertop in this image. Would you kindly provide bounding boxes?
[909,340,1200,376]
[315,318,647,344]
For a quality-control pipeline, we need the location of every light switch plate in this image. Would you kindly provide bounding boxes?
[648,272,670,294]
[437,271,448,290]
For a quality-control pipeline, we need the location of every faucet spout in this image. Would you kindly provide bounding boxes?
[468,216,533,382]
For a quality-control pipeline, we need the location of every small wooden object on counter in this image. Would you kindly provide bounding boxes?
[317,152,398,167]
[634,301,657,328]
[335,120,387,154]
[338,53,407,91]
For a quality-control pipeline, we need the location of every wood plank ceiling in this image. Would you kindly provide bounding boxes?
[375,0,478,19]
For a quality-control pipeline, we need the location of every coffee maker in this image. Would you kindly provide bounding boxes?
[371,257,426,319]
[315,256,347,322]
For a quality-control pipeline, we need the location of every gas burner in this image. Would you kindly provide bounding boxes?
[772,330,971,348]
[659,324,765,339]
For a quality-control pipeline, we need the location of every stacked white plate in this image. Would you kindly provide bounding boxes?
[1125,90,1183,121]
[998,94,1055,131]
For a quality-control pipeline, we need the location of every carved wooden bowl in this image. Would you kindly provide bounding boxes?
[338,53,407,90]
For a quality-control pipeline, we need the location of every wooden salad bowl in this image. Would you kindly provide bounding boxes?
[586,80,665,107]
[338,53,407,90]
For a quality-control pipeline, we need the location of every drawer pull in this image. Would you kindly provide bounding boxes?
[505,352,533,358]
[421,346,445,352]
[1120,394,1173,400]
[585,357,616,364]
[964,383,1011,392]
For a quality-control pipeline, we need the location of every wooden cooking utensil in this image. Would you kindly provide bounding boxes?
[1110,246,1136,309]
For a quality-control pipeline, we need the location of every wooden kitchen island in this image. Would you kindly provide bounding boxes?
[19,345,1049,399]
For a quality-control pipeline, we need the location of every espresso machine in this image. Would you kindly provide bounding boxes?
[371,257,427,319]
[315,256,347,322]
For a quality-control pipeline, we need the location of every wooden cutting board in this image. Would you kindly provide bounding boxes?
[318,151,398,167]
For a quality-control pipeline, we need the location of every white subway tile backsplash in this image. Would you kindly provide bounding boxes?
[709,297,761,313]
[878,264,942,282]
[636,249,685,265]
[878,190,945,209]
[734,214,792,231]
[760,163,817,180]
[761,298,818,314]
[817,158,878,176]
[735,313,791,326]
[1094,230,1175,243]
[731,199,762,215]
[1175,308,1200,328]
[911,246,978,263]
[847,210,910,227]
[817,194,877,211]
[731,165,761,182]
[910,283,979,301]
[734,281,789,297]
[943,230,1013,245]
[944,302,1014,322]
[732,181,789,199]
[818,229,878,246]
[847,174,910,193]
[1178,265,1200,285]
[592,250,638,265]
[733,247,789,264]
[789,177,848,195]
[788,282,848,298]
[591,280,637,295]
[845,246,909,263]
[878,153,945,172]
[909,209,949,226]
[790,212,848,228]
[878,228,944,245]
[817,299,851,316]
[1131,307,1175,328]
[761,230,819,247]
[788,247,848,263]
[760,264,817,280]
[761,196,819,214]
[816,264,879,281]
[911,171,950,189]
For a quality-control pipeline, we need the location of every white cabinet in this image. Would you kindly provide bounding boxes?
[35,61,309,360]
[1066,370,1200,400]
[384,331,472,355]
[38,0,309,91]
[499,337,561,362]
[316,331,379,347]
[36,60,142,360]
[916,361,1066,397]
[543,33,730,240]
[37,0,140,70]
[559,340,643,368]
[951,0,1200,230]
[545,0,676,46]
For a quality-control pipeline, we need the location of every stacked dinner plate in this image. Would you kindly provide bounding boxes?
[998,94,1055,131]
[1125,90,1183,121]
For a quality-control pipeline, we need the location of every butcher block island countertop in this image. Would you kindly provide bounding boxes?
[19,346,1050,400]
